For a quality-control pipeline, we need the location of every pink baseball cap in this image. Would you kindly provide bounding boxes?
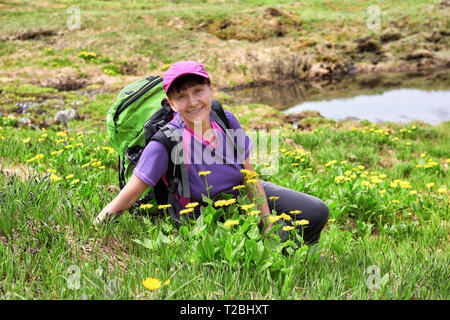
[163,61,210,93]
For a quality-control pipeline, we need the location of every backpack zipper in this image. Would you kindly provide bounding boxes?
[113,76,162,133]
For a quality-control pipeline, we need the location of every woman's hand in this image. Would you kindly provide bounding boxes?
[93,175,149,225]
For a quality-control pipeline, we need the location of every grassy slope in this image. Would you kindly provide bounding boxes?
[0,0,449,300]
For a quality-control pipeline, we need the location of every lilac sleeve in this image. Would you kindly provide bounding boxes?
[133,140,168,186]
[224,110,254,160]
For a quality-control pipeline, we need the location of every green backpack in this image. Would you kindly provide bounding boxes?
[106,75,233,220]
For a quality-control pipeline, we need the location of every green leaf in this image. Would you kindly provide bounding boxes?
[179,226,189,237]
[224,241,232,263]
[247,224,260,240]
[201,193,213,205]
[307,242,321,262]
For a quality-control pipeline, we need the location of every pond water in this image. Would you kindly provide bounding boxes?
[284,88,450,125]
[226,71,450,125]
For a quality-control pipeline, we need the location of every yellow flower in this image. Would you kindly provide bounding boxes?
[224,219,239,228]
[426,183,435,189]
[268,216,281,223]
[328,218,336,222]
[361,180,371,187]
[241,203,255,211]
[65,144,74,149]
[190,258,195,264]
[142,277,161,291]
[46,169,56,173]
[98,166,105,170]
[391,200,400,204]
[409,190,418,195]
[282,226,295,232]
[70,179,80,185]
[248,210,260,216]
[289,210,301,215]
[232,185,245,190]
[22,137,31,143]
[246,178,258,184]
[164,279,170,286]
[49,173,62,182]
[81,163,90,168]
[185,202,199,208]
[179,208,194,215]
[158,204,172,210]
[378,189,386,194]
[225,198,236,206]
[269,196,279,201]
[65,174,75,180]
[198,171,211,176]
[437,187,447,194]
[357,165,365,170]
[279,213,292,221]
[295,219,309,226]
[140,204,153,210]
[325,160,337,167]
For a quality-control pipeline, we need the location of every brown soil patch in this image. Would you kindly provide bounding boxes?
[0,160,33,181]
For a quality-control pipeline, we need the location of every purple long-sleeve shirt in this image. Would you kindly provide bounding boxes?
[133,110,254,206]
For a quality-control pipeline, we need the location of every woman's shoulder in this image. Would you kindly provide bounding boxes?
[223,109,241,129]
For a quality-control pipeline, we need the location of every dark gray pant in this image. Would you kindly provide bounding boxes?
[261,180,329,244]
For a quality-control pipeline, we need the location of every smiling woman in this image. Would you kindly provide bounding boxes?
[94,60,329,245]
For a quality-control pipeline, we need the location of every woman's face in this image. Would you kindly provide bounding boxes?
[167,83,214,130]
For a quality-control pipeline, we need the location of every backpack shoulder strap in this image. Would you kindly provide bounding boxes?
[210,99,230,130]
[151,123,191,200]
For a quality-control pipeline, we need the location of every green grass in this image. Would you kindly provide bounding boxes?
[0,0,448,301]
[0,113,448,300]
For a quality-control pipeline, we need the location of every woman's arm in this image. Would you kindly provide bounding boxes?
[243,156,273,235]
[93,174,150,225]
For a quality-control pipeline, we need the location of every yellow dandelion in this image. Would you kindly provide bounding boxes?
[98,166,105,169]
[158,204,172,210]
[232,185,245,190]
[241,203,255,211]
[361,180,371,187]
[224,219,239,228]
[289,210,301,215]
[225,198,236,206]
[49,173,62,182]
[185,202,199,208]
[248,210,260,216]
[81,163,90,168]
[282,226,295,232]
[378,189,386,194]
[70,179,80,185]
[426,183,435,189]
[269,196,279,201]
[142,277,161,291]
[437,187,447,194]
[409,190,418,195]
[279,213,292,221]
[246,178,258,184]
[140,204,153,210]
[328,218,336,222]
[392,200,400,204]
[179,208,194,215]
[198,171,211,176]
[295,219,309,226]
[268,215,281,223]
[65,174,75,180]
[164,279,170,286]
[325,160,337,167]
[22,137,31,144]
